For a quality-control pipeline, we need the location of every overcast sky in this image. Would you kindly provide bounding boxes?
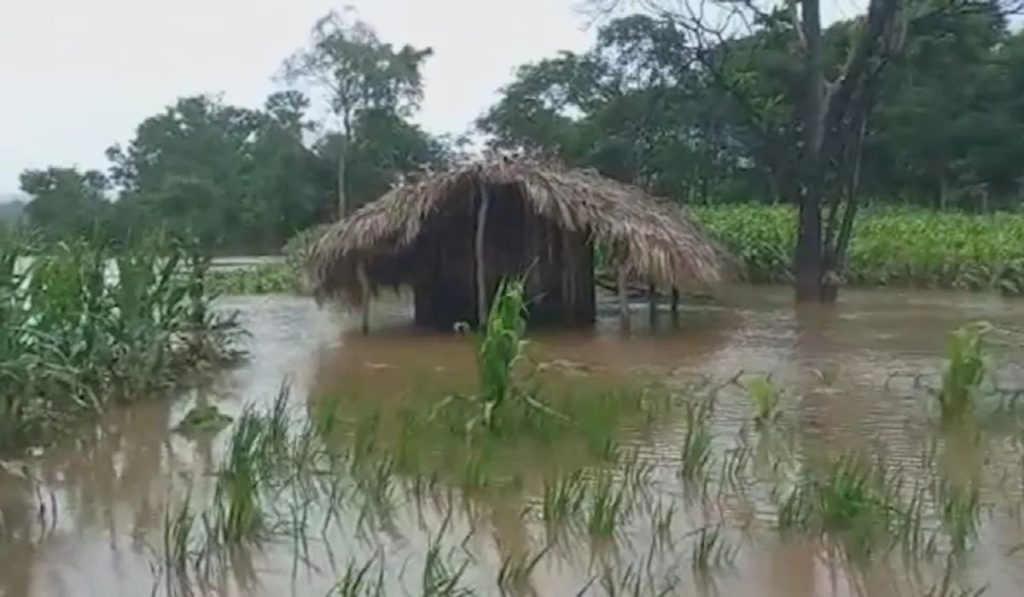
[0,0,595,196]
[1,0,875,198]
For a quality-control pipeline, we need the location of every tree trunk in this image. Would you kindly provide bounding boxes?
[796,0,826,302]
[337,149,348,219]
[938,174,949,211]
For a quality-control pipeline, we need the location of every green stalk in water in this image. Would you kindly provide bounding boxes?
[476,278,527,428]
[746,376,784,426]
[421,531,472,596]
[936,323,992,422]
[585,471,629,538]
[212,409,267,545]
[690,525,737,576]
[329,555,385,597]
[541,469,586,530]
[679,400,713,483]
[162,493,197,575]
[496,546,549,596]
[778,452,912,559]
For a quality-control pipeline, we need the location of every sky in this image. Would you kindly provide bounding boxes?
[0,0,593,196]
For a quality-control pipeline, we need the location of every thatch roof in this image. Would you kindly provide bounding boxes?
[307,158,732,302]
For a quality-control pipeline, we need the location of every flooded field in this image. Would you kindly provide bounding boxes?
[1,287,1022,596]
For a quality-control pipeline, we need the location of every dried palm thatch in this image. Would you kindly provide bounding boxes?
[307,158,732,304]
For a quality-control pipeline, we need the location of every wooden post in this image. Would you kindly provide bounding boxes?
[671,287,680,326]
[647,283,657,328]
[617,267,630,332]
[357,261,370,335]
[475,182,491,327]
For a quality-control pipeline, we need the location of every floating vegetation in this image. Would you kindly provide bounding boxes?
[174,404,233,435]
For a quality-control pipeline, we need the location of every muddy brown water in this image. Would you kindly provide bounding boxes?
[1,288,1022,596]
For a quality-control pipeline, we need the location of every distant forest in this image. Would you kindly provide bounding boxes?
[13,0,1024,253]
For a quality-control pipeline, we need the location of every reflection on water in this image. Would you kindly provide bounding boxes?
[0,287,1021,596]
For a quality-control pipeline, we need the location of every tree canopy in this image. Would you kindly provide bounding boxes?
[19,13,450,252]
[16,4,1024,258]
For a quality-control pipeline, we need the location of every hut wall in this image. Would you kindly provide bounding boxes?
[412,183,596,330]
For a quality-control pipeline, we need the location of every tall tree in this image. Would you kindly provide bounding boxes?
[20,167,110,241]
[283,10,433,218]
[106,95,263,247]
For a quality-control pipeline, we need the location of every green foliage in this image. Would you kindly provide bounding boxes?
[697,205,1024,293]
[21,12,452,254]
[19,168,110,241]
[0,236,243,451]
[679,400,713,482]
[476,278,528,424]
[936,323,992,421]
[778,453,916,558]
[175,404,233,435]
[746,376,784,426]
[483,11,1024,210]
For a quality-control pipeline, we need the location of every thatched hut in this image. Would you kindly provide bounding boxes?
[307,158,731,331]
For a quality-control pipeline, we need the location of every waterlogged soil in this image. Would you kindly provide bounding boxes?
[1,288,1023,597]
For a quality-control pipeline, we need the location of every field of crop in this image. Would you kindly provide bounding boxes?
[209,209,1024,297]
[696,205,1024,294]
[0,237,243,451]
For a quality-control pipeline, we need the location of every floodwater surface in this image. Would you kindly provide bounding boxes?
[1,288,1022,596]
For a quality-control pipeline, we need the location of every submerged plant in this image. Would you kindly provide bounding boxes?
[679,400,713,483]
[0,236,244,451]
[330,556,385,597]
[936,323,992,421]
[496,546,548,596]
[541,469,587,529]
[690,525,738,576]
[746,376,784,426]
[476,277,528,427]
[585,471,629,538]
[212,409,268,545]
[778,452,911,558]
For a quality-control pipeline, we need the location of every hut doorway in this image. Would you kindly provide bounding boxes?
[410,182,595,330]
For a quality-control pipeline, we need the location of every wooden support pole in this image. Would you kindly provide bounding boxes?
[357,261,370,335]
[647,283,657,328]
[475,182,491,327]
[671,287,680,326]
[617,267,630,332]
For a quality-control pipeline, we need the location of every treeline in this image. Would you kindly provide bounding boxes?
[18,12,455,253]
[479,0,1024,211]
[16,3,1024,253]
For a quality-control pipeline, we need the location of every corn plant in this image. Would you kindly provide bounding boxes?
[476,278,527,427]
[936,323,991,421]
